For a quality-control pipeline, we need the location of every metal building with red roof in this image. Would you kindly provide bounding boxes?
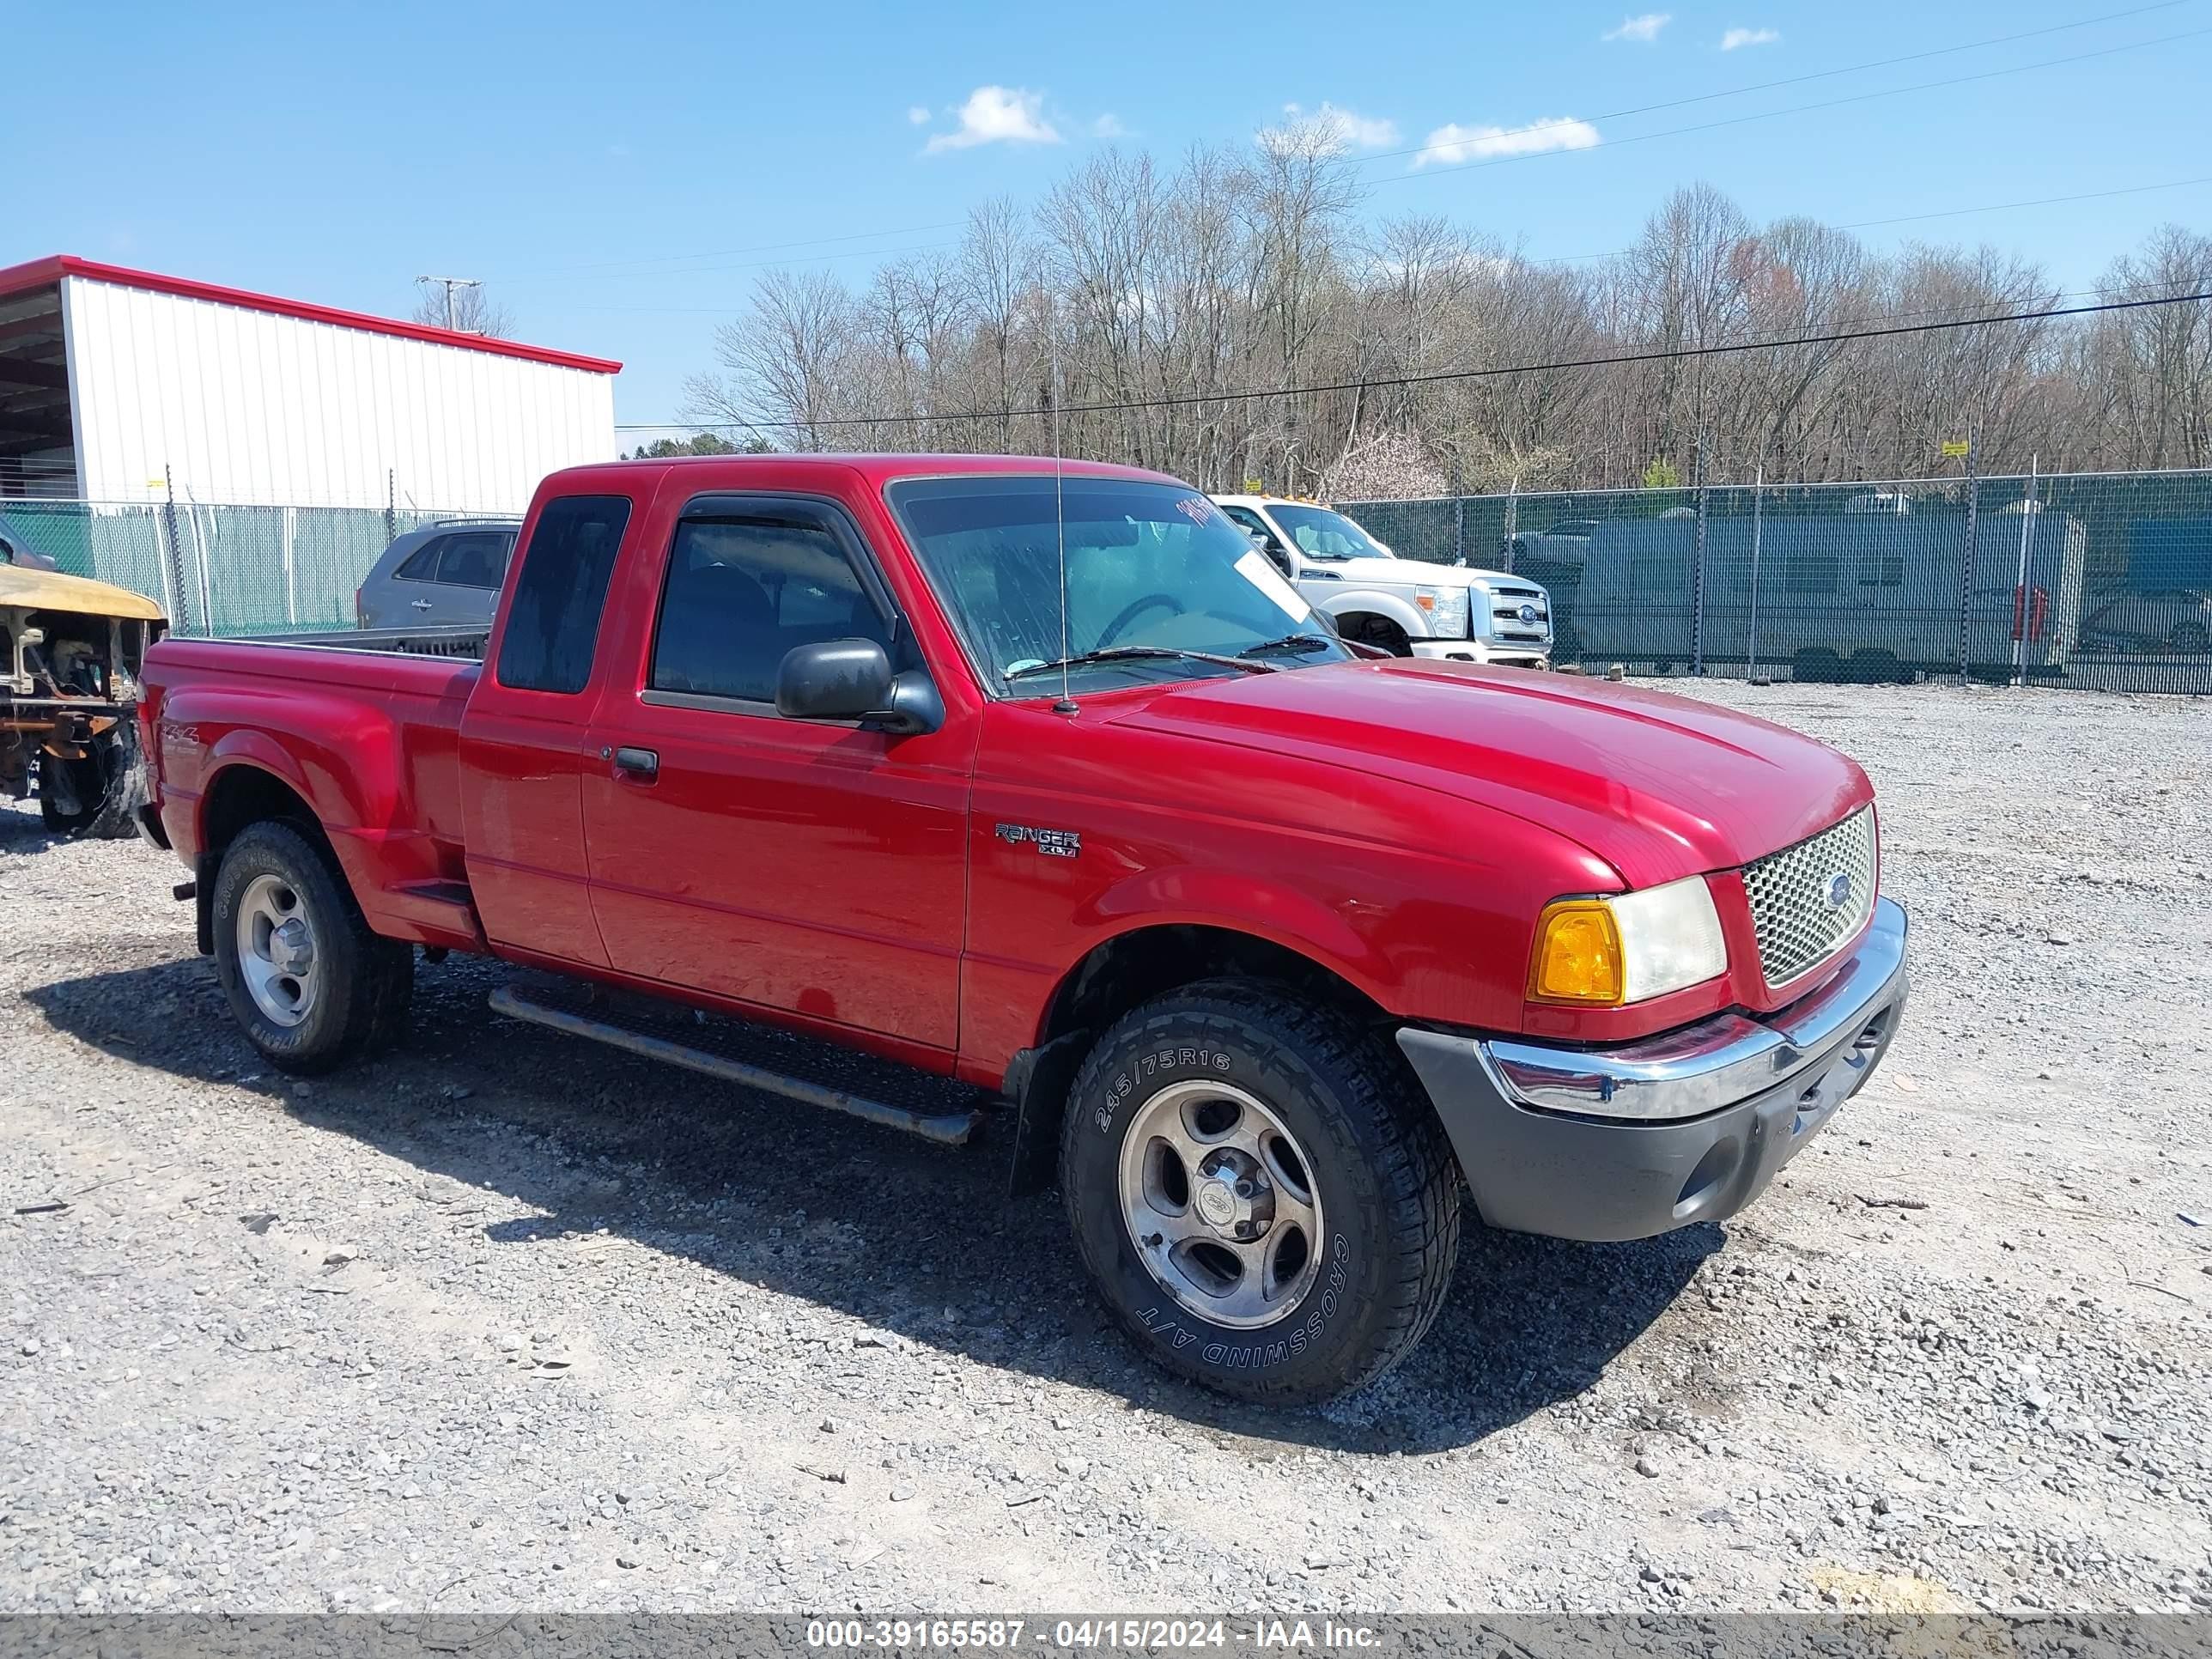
[0,256,620,511]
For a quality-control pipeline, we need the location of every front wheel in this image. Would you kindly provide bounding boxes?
[211,820,413,1075]
[1060,982,1460,1405]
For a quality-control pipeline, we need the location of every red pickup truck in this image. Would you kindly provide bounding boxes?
[137,454,1907,1404]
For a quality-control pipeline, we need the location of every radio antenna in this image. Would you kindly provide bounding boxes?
[1048,289,1076,715]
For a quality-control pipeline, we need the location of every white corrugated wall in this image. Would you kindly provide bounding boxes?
[60,276,617,511]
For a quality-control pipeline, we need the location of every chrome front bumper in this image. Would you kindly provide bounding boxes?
[1395,897,1909,1241]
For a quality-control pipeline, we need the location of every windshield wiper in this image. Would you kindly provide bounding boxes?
[1005,646,1274,684]
[1237,632,1337,659]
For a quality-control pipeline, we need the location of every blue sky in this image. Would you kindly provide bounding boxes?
[7,0,2209,434]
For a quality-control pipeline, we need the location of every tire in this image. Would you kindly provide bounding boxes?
[85,720,149,839]
[34,722,147,839]
[210,819,413,1075]
[2170,622,2209,654]
[1345,616,1413,657]
[1060,981,1460,1405]
[37,759,89,834]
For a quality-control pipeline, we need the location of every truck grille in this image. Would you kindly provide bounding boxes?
[1486,583,1551,643]
[1741,807,1877,990]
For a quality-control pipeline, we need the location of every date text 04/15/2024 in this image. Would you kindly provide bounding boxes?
[803,1620,1382,1650]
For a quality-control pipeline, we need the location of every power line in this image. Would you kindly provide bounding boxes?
[486,2,2202,299]
[558,179,2212,319]
[1376,24,2212,188]
[1525,174,2212,266]
[562,241,964,312]
[1352,0,2193,170]
[1831,176,2212,232]
[618,289,2212,432]
[491,222,965,283]
[589,180,2212,316]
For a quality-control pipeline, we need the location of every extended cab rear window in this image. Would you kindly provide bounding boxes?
[495,495,632,695]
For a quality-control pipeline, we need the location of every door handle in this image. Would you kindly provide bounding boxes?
[410,599,434,611]
[611,745,659,780]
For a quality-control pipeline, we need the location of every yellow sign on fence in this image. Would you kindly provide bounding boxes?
[1940,440,1972,459]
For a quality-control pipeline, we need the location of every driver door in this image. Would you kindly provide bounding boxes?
[579,493,970,1053]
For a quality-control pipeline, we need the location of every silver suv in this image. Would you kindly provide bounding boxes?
[355,519,519,629]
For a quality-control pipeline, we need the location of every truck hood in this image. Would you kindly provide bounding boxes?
[1109,660,1871,888]
[1304,558,1517,588]
[0,563,167,623]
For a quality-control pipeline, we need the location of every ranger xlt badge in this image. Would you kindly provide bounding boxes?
[997,823,1081,859]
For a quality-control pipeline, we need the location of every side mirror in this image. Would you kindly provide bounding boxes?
[1251,534,1296,578]
[775,639,943,736]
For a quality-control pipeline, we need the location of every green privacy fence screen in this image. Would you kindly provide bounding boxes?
[4,470,2209,694]
[1341,469,2212,695]
[0,498,491,638]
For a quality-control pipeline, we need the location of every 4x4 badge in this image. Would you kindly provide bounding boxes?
[997,823,1080,859]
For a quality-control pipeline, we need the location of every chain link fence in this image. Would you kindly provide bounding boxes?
[0,497,502,637]
[5,470,2209,694]
[1344,468,2212,695]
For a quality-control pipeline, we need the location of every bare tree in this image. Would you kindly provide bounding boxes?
[683,268,859,449]
[677,155,2206,491]
[410,283,516,338]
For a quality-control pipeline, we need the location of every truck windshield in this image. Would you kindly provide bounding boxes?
[1267,505,1389,562]
[887,477,1351,695]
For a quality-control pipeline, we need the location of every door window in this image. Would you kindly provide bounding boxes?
[648,513,893,706]
[1220,506,1294,576]
[495,495,632,695]
[437,531,514,588]
[395,538,445,581]
[1220,504,1277,544]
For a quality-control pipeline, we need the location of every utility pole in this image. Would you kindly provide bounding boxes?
[415,275,481,331]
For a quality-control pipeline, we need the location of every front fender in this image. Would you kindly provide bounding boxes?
[1317,587,1430,639]
[1076,863,1396,1005]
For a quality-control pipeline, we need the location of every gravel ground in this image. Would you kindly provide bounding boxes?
[2,679,2208,1618]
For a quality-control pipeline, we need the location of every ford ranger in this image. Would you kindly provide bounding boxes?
[137,454,1907,1405]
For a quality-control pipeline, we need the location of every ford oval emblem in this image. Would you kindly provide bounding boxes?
[1823,871,1852,910]
[1517,603,1538,624]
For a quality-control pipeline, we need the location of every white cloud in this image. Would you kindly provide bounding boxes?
[1273,100,1401,153]
[922,86,1062,153]
[1602,12,1671,42]
[1720,26,1780,48]
[1412,116,1601,167]
[1091,112,1129,138]
[906,105,931,125]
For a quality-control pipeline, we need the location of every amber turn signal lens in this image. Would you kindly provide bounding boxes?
[1528,900,1626,1005]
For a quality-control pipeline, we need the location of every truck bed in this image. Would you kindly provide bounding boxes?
[241,623,489,660]
[140,633,484,951]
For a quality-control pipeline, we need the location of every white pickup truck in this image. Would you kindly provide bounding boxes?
[1212,494,1553,668]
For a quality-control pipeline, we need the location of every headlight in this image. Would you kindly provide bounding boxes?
[1415,586,1469,637]
[1528,875,1728,1006]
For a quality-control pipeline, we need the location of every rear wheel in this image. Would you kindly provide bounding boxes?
[1060,981,1459,1404]
[211,820,413,1075]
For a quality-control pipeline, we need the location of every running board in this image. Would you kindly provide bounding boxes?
[489,984,985,1146]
